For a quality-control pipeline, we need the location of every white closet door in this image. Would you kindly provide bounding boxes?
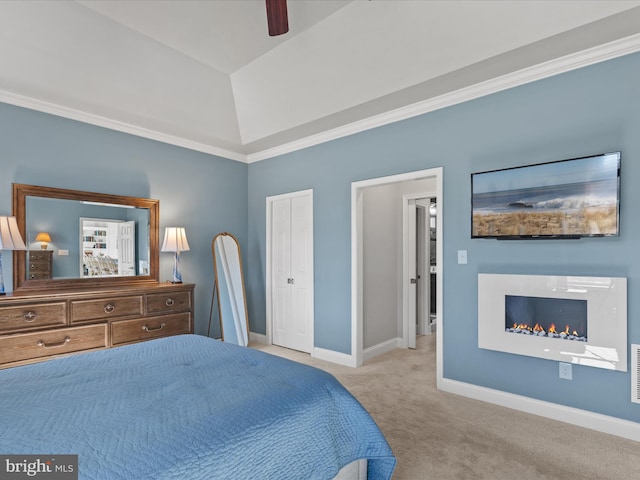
[271,191,313,353]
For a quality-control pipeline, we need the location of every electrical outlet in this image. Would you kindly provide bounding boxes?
[559,362,572,380]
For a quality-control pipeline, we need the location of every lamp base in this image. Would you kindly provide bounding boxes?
[170,252,183,284]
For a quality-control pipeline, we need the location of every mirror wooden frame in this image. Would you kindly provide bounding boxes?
[12,183,160,292]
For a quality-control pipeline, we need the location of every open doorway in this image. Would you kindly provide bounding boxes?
[351,167,443,380]
[405,197,437,349]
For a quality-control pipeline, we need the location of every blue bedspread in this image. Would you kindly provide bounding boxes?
[0,335,395,479]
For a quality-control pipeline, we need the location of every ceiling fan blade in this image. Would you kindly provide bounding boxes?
[265,0,289,36]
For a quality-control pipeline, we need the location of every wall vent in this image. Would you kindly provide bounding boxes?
[632,344,640,404]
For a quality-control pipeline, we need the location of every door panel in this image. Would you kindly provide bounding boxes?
[118,221,136,276]
[272,198,291,347]
[407,202,417,349]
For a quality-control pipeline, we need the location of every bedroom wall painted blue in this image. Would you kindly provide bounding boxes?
[0,103,248,339]
[247,52,640,422]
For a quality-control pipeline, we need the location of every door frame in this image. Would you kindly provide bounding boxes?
[265,188,314,349]
[351,167,443,384]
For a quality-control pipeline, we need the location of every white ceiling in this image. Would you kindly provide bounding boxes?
[1,0,640,163]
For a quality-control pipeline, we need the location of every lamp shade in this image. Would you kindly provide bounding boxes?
[0,216,27,251]
[35,232,52,243]
[161,227,190,253]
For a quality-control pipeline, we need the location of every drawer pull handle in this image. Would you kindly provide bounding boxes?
[38,336,71,348]
[142,322,166,332]
[104,304,116,314]
[165,298,175,307]
[23,312,37,322]
[30,264,37,270]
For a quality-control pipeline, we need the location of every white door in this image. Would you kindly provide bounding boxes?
[407,202,417,349]
[416,204,427,336]
[117,221,136,276]
[416,202,432,336]
[270,191,314,353]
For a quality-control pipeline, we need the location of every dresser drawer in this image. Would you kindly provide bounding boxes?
[0,324,107,364]
[146,290,192,314]
[71,295,143,323]
[111,313,191,345]
[0,302,66,333]
[28,251,51,262]
[28,272,51,280]
[28,262,50,273]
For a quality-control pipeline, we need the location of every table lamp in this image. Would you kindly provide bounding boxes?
[0,216,27,295]
[35,232,51,250]
[161,227,190,283]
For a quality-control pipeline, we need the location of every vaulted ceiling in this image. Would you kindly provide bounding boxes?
[1,1,640,162]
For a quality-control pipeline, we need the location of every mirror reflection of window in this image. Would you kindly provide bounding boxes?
[81,218,136,278]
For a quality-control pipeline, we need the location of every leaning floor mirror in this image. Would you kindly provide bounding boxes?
[212,233,249,346]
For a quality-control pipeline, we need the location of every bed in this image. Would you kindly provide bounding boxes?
[0,334,395,479]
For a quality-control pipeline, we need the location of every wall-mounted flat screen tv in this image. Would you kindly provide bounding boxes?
[471,152,620,239]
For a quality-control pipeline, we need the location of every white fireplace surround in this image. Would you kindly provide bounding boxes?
[478,274,627,371]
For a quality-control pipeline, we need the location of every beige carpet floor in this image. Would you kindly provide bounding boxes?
[252,335,640,480]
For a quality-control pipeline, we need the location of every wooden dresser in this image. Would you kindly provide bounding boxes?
[27,250,53,279]
[0,283,194,369]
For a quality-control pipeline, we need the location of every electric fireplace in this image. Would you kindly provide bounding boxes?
[478,274,627,371]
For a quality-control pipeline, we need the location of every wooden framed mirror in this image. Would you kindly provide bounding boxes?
[12,183,159,292]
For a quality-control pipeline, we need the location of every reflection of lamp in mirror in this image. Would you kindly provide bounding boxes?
[0,216,27,295]
[161,227,190,284]
[35,232,51,250]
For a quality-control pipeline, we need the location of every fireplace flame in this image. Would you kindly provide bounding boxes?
[506,320,585,341]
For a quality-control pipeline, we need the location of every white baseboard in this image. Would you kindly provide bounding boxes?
[363,338,403,362]
[440,378,640,443]
[314,346,358,367]
[249,331,266,344]
[312,338,402,367]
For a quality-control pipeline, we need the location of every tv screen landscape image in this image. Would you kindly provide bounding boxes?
[471,152,621,239]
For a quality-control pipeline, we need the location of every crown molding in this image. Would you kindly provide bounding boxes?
[0,90,248,163]
[1,32,639,165]
[246,32,640,163]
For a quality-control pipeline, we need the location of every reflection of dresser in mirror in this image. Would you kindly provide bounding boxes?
[27,250,52,279]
